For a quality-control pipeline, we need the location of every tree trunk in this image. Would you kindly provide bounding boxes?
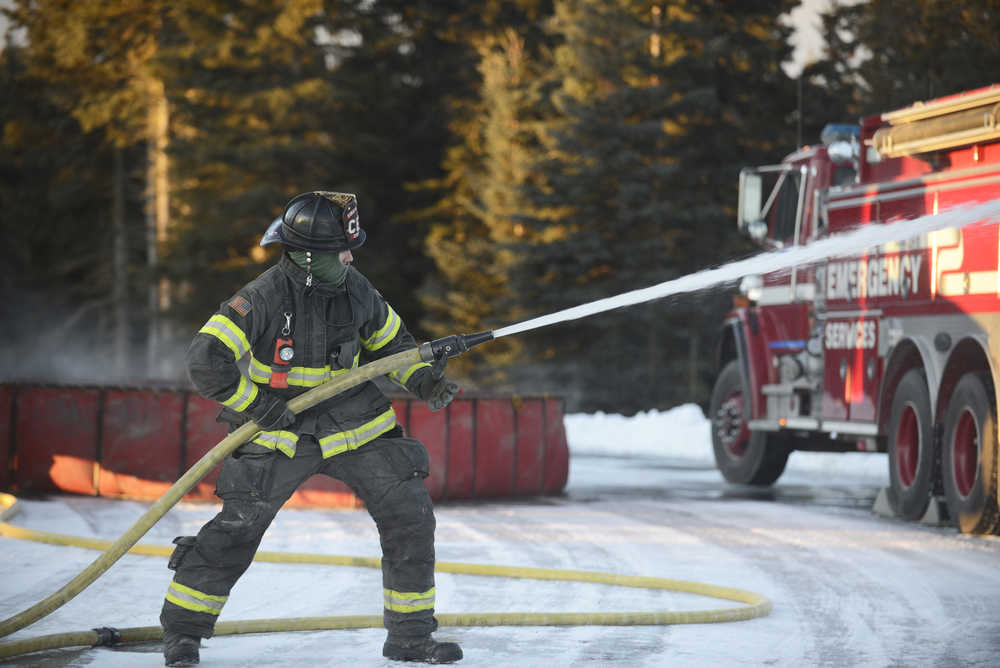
[145,78,170,378]
[112,146,128,379]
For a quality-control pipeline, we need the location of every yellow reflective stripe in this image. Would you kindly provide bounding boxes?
[252,430,299,458]
[220,374,258,412]
[249,354,360,387]
[288,366,332,387]
[321,352,362,383]
[384,587,435,613]
[165,580,228,615]
[248,354,271,383]
[277,358,363,388]
[199,314,250,359]
[389,362,431,388]
[339,350,361,371]
[362,305,401,351]
[251,360,325,387]
[318,408,396,458]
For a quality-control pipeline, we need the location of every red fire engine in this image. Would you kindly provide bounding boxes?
[710,85,1000,535]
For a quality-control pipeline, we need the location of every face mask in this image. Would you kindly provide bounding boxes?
[289,250,349,286]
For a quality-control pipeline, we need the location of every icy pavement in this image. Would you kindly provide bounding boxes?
[2,405,1000,667]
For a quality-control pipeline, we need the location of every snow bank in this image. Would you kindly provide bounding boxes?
[565,404,889,484]
[565,404,712,462]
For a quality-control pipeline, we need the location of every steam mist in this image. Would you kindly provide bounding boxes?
[1,291,190,387]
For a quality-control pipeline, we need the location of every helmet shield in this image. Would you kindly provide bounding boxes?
[266,191,366,252]
[260,217,283,247]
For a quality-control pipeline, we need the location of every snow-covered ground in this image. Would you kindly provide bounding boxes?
[2,406,999,667]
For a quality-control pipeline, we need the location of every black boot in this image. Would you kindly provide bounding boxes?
[163,630,200,666]
[383,634,463,664]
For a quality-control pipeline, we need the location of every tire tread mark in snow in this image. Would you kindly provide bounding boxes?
[595,499,958,668]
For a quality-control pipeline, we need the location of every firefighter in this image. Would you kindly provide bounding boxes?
[160,191,461,666]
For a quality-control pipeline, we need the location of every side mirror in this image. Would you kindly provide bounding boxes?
[738,171,763,231]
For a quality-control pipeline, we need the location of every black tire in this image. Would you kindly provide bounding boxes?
[887,368,935,521]
[709,360,790,486]
[941,373,1000,535]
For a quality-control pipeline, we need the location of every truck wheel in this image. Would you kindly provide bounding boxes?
[709,360,790,486]
[887,368,934,521]
[941,373,1000,535]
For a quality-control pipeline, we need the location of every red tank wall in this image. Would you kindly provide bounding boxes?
[0,385,12,491]
[0,384,569,508]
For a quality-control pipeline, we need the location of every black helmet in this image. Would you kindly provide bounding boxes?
[260,191,366,252]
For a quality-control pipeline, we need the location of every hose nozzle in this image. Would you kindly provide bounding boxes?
[419,331,494,362]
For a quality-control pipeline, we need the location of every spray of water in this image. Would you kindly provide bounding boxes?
[493,199,1000,339]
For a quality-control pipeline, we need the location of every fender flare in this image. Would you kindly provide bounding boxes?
[935,333,997,421]
[718,315,758,420]
[877,335,939,433]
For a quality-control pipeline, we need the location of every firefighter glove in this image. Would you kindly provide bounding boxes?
[250,393,295,430]
[427,376,460,411]
[412,358,459,411]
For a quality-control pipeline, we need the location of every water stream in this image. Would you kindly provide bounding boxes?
[493,199,1000,339]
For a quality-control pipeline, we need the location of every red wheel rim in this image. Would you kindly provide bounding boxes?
[951,409,979,498]
[716,391,749,459]
[895,403,919,488]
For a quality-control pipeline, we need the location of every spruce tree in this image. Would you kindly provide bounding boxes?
[402,1,554,385]
[8,0,184,376]
[162,1,501,341]
[0,43,145,381]
[159,2,347,325]
[509,0,803,412]
[500,0,687,411]
[652,0,803,409]
[819,0,1000,116]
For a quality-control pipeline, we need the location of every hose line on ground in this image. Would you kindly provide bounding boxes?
[0,340,772,662]
[0,347,425,639]
[0,493,772,662]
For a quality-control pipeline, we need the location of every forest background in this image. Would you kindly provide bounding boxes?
[2,0,999,414]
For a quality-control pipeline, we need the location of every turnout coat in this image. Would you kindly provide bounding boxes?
[186,252,434,457]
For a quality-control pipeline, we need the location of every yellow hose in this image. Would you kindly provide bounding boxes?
[0,492,771,661]
[0,345,772,661]
[0,347,424,639]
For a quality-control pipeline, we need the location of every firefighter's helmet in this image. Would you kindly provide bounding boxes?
[260,191,366,252]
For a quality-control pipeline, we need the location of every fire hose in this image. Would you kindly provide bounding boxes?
[0,333,771,661]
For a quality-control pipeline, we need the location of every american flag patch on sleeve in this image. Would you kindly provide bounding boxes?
[227,295,252,317]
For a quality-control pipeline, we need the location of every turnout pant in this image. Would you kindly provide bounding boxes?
[160,432,437,639]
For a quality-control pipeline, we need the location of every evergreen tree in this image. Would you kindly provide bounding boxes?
[819,0,1000,116]
[652,0,805,409]
[401,1,554,385]
[5,1,523,380]
[6,0,186,378]
[163,1,512,342]
[2,0,818,407]
[508,0,803,412]
[418,30,554,388]
[0,43,146,381]
[159,2,348,326]
[321,1,494,337]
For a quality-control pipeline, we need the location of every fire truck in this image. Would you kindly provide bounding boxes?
[710,84,1000,535]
